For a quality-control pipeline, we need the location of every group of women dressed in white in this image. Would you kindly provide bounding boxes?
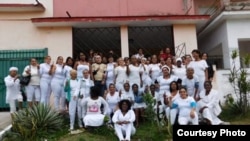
[4,48,228,141]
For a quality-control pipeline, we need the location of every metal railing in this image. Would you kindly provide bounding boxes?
[175,42,186,58]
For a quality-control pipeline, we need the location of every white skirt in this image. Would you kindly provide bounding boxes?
[133,102,146,109]
[83,114,105,127]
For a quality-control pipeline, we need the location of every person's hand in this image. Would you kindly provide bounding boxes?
[116,121,123,125]
[123,121,130,124]
[25,69,31,75]
[190,111,195,119]
[14,75,20,81]
[37,64,40,69]
[119,90,122,97]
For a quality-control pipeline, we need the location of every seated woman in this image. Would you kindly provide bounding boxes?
[81,86,109,128]
[171,87,198,125]
[112,99,136,141]
[196,81,229,125]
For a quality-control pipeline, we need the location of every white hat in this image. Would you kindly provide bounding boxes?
[161,65,170,71]
[9,67,18,71]
[176,58,182,62]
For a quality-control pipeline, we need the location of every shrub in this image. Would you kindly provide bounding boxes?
[10,104,64,141]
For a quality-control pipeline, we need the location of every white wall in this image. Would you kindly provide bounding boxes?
[198,21,230,69]
[0,0,73,62]
[173,24,198,57]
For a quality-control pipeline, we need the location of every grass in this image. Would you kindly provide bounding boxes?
[54,121,169,141]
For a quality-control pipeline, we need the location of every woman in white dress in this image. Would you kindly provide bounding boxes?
[127,55,143,88]
[39,56,53,105]
[64,57,74,110]
[74,52,91,80]
[104,83,120,124]
[156,65,179,102]
[106,56,116,90]
[112,99,136,141]
[148,55,161,83]
[77,69,94,128]
[22,58,40,108]
[164,81,180,125]
[81,86,109,128]
[50,56,67,111]
[114,58,128,91]
[5,67,23,117]
[132,84,146,127]
[171,87,198,125]
[140,57,152,87]
[187,49,208,93]
[64,69,79,130]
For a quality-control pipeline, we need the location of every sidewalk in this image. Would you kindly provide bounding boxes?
[0,112,11,132]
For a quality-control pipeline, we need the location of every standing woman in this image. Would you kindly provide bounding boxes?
[140,57,152,87]
[64,56,74,110]
[50,56,67,111]
[74,52,91,79]
[114,58,128,91]
[127,55,143,88]
[22,58,40,107]
[5,67,23,117]
[188,49,208,93]
[148,55,161,83]
[39,56,53,105]
[106,55,116,90]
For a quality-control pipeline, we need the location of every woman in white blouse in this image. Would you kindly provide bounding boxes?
[39,56,53,105]
[171,87,198,125]
[114,57,128,91]
[64,69,79,130]
[22,58,40,107]
[148,55,161,83]
[112,99,136,141]
[104,83,120,124]
[50,56,67,111]
[81,86,109,128]
[127,55,142,88]
[105,56,116,90]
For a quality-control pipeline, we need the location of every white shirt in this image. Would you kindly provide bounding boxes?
[112,109,136,123]
[4,75,21,103]
[39,63,52,79]
[173,96,196,117]
[120,90,134,101]
[114,66,128,83]
[77,63,89,79]
[157,75,179,94]
[172,66,186,80]
[106,92,120,111]
[22,65,40,85]
[187,60,208,77]
[82,97,109,116]
[148,63,161,82]
[64,65,73,79]
[77,77,94,98]
[106,63,115,82]
[68,79,79,97]
[128,64,141,85]
[182,75,199,97]
[52,64,66,80]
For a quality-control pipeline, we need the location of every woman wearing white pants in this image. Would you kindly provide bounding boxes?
[64,69,79,130]
[171,87,198,125]
[112,99,136,141]
[77,69,94,128]
[51,56,67,111]
[39,56,53,105]
[22,58,41,108]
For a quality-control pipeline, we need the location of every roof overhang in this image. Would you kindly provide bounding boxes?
[0,3,45,12]
[31,15,210,28]
[198,10,250,39]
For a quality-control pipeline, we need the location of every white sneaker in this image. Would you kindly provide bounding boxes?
[220,121,230,125]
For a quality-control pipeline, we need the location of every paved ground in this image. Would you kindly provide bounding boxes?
[0,112,11,132]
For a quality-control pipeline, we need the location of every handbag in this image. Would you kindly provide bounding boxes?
[20,75,31,86]
[20,65,31,86]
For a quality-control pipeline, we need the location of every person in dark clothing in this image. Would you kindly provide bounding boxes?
[202,53,214,81]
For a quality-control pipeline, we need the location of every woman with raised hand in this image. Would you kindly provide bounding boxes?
[39,56,53,105]
[51,56,67,111]
[22,58,40,107]
[171,87,198,125]
[112,99,136,141]
[81,86,109,128]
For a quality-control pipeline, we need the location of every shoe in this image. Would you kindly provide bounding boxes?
[220,121,230,125]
